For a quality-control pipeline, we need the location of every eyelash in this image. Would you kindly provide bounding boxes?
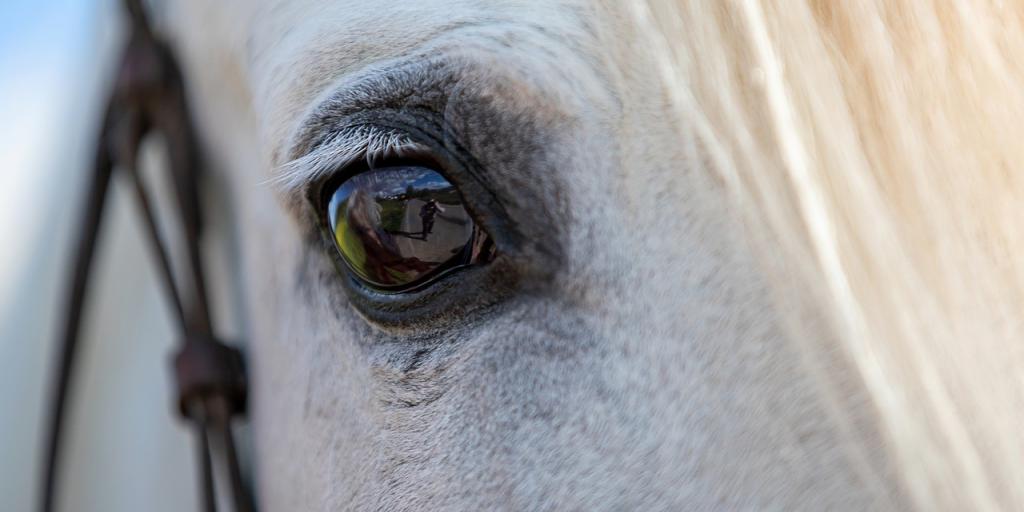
[276,125,424,203]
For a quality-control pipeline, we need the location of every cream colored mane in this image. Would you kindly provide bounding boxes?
[635,1,1024,508]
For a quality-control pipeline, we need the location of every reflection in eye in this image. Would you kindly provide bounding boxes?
[326,166,495,291]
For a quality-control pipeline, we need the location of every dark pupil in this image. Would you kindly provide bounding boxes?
[326,166,493,291]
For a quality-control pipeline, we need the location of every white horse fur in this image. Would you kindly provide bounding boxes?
[163,0,1024,509]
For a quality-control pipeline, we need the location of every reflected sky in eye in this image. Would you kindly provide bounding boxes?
[341,166,454,200]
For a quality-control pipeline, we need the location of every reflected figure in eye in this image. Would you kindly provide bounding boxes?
[418,198,445,240]
[328,166,492,290]
[344,187,432,284]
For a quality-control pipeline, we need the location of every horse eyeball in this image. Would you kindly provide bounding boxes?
[325,166,495,292]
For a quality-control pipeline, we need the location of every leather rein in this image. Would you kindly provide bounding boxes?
[40,1,253,511]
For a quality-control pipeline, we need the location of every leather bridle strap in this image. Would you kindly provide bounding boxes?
[40,1,252,511]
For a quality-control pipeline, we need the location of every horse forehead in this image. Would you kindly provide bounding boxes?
[245,0,598,76]
[235,0,618,158]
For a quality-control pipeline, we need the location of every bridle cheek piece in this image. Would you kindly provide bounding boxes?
[41,1,253,511]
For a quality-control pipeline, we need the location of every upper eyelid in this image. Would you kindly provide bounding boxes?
[271,125,429,201]
[271,54,469,201]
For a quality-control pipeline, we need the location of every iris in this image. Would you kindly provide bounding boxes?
[326,166,495,291]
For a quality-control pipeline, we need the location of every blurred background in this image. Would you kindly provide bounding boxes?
[1,1,195,510]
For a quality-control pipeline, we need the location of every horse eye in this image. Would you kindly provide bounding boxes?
[325,166,495,292]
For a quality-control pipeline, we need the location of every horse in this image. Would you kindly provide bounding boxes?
[102,0,1024,509]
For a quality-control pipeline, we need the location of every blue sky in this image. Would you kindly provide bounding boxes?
[0,0,104,293]
[0,3,118,509]
[0,1,96,83]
